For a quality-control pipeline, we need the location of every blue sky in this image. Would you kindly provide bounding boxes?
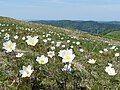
[0,0,120,21]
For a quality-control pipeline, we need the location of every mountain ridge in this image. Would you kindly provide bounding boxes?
[30,20,120,35]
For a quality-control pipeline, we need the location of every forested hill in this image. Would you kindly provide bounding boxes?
[30,20,120,34]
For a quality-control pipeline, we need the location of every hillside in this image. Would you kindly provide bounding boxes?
[30,20,120,35]
[104,31,120,41]
[0,17,120,90]
[102,21,120,25]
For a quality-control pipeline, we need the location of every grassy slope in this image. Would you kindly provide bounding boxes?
[104,31,120,41]
[0,17,120,90]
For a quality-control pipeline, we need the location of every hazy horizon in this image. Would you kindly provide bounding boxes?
[25,19,120,22]
[1,0,120,21]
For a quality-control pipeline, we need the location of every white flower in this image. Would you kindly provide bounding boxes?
[43,39,47,43]
[110,46,116,50]
[56,42,61,47]
[3,40,16,52]
[16,53,24,57]
[114,48,118,51]
[51,41,55,44]
[4,33,10,38]
[22,37,26,40]
[58,49,75,63]
[87,59,96,64]
[19,65,34,78]
[79,48,84,52]
[61,37,64,40]
[43,35,45,37]
[46,34,50,37]
[26,36,38,46]
[51,46,55,50]
[14,35,19,39]
[115,53,119,57]
[62,64,72,72]
[58,49,66,58]
[4,33,10,40]
[70,46,74,48]
[1,30,4,32]
[99,50,103,54]
[76,41,80,45]
[104,48,108,52]
[47,38,51,41]
[36,55,48,64]
[105,63,117,76]
[47,51,55,58]
[67,40,70,43]
[72,42,75,44]
[62,45,65,48]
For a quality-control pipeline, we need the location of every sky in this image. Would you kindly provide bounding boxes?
[0,0,120,21]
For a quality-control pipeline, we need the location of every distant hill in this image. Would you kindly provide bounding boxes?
[30,20,120,34]
[101,21,120,25]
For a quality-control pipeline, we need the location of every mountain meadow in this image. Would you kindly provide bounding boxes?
[0,16,120,90]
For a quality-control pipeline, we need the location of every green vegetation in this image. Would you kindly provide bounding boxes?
[30,20,120,34]
[0,17,120,90]
[104,31,120,41]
